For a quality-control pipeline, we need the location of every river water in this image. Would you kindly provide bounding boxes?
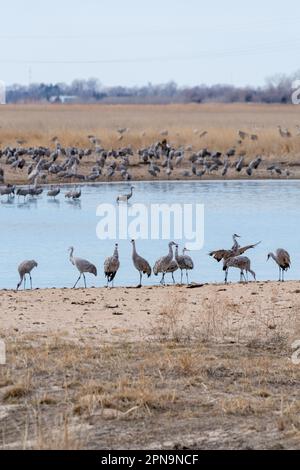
[0,180,298,288]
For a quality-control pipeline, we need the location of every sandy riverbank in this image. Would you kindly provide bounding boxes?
[1,281,299,343]
[1,281,300,450]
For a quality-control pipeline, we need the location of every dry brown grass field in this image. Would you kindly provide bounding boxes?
[1,282,300,449]
[1,103,300,183]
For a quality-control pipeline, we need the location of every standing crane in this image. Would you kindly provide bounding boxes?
[267,248,291,281]
[223,256,256,283]
[68,246,97,288]
[131,239,151,287]
[153,241,176,285]
[16,260,38,290]
[174,245,194,284]
[104,243,120,287]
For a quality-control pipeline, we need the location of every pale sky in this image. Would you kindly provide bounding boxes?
[1,0,300,87]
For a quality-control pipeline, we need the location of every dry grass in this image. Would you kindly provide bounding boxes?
[1,103,300,184]
[0,330,299,450]
[1,282,300,449]
[0,102,300,156]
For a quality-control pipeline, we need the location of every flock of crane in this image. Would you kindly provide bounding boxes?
[15,234,291,291]
[0,125,295,194]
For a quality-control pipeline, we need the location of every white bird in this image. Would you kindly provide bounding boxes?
[131,239,151,287]
[175,245,194,284]
[223,256,256,283]
[267,248,291,281]
[116,186,134,203]
[153,241,176,285]
[104,243,120,287]
[16,260,38,290]
[68,246,97,288]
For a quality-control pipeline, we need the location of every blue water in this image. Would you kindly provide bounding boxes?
[0,180,298,288]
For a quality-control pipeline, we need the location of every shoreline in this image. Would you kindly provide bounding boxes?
[1,176,300,188]
[1,281,299,343]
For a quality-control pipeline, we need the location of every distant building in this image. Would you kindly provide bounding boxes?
[49,95,79,104]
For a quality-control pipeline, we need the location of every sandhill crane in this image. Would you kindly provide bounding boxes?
[16,187,30,201]
[222,159,229,176]
[72,188,81,200]
[267,248,291,281]
[116,186,134,203]
[117,127,128,135]
[16,260,38,290]
[104,243,120,287]
[47,186,60,198]
[175,245,194,284]
[165,260,178,283]
[278,125,292,138]
[0,185,15,200]
[209,241,261,262]
[68,246,97,288]
[131,239,151,287]
[153,241,176,285]
[199,130,208,138]
[238,130,248,140]
[223,256,256,283]
[231,234,241,251]
[246,156,262,176]
[65,187,81,200]
[235,156,244,172]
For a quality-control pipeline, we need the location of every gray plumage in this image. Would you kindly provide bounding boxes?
[47,186,60,198]
[131,239,151,287]
[267,248,291,281]
[116,186,134,203]
[165,260,178,284]
[209,241,261,263]
[235,156,244,172]
[175,245,194,284]
[153,241,176,285]
[104,243,120,287]
[16,260,38,290]
[231,233,241,251]
[223,255,256,283]
[69,246,97,288]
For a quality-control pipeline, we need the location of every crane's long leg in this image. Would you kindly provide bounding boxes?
[138,271,142,287]
[180,270,183,284]
[73,274,81,288]
[186,270,189,285]
[172,272,175,284]
[29,273,33,289]
[278,266,281,282]
[160,273,165,285]
[24,275,26,290]
[16,275,23,291]
[83,273,87,288]
[224,268,228,284]
[282,269,285,282]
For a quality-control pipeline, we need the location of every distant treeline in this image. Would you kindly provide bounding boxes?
[6,71,300,104]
